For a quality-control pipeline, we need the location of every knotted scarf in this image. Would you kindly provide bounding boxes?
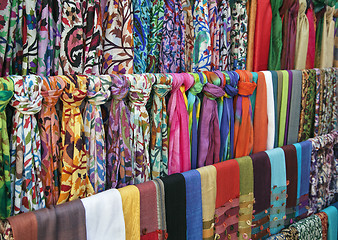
[150,74,172,179]
[102,0,134,74]
[127,74,153,184]
[84,75,111,193]
[168,73,193,174]
[249,72,258,117]
[233,70,256,158]
[192,0,211,72]
[291,215,322,239]
[198,72,225,167]
[0,77,13,218]
[219,0,231,71]
[187,73,205,169]
[219,71,238,161]
[208,0,219,70]
[107,74,132,188]
[58,75,94,204]
[294,0,309,70]
[278,70,289,147]
[38,76,65,207]
[265,148,287,235]
[182,0,194,72]
[214,160,240,240]
[10,75,45,214]
[268,0,283,70]
[246,0,256,72]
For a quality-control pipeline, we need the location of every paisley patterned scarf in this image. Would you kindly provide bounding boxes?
[84,75,111,193]
[10,75,45,214]
[38,76,64,207]
[106,74,132,188]
[0,77,14,219]
[58,75,94,204]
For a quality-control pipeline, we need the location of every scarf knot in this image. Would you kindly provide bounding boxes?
[237,81,256,97]
[0,91,13,112]
[61,89,87,108]
[189,81,203,95]
[154,84,171,98]
[224,72,239,98]
[86,76,111,106]
[111,75,129,100]
[128,75,152,107]
[203,83,226,100]
[41,90,63,107]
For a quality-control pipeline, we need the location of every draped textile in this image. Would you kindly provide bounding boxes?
[253,0,272,71]
[268,0,283,70]
[81,189,125,240]
[319,7,335,68]
[335,8,338,67]
[294,0,309,70]
[10,75,45,214]
[0,77,13,218]
[314,68,324,136]
[38,76,64,207]
[246,0,256,72]
[187,73,204,169]
[271,71,279,148]
[219,71,238,161]
[107,74,132,188]
[322,206,338,240]
[59,0,83,74]
[36,0,62,76]
[0,0,13,75]
[182,0,194,72]
[57,75,94,204]
[198,72,225,167]
[84,75,111,193]
[219,0,232,71]
[167,73,193,174]
[197,165,216,240]
[315,212,328,240]
[181,170,203,240]
[249,72,258,117]
[233,70,256,157]
[7,212,38,240]
[118,185,140,240]
[127,74,153,184]
[262,71,275,150]
[150,74,172,178]
[132,0,151,73]
[305,4,316,69]
[102,0,134,74]
[291,215,322,239]
[252,72,268,153]
[284,70,293,146]
[230,0,248,70]
[152,178,167,239]
[208,0,219,70]
[278,70,289,147]
[160,0,185,73]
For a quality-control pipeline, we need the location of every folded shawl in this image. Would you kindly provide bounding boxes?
[7,212,38,240]
[322,206,338,240]
[291,214,322,239]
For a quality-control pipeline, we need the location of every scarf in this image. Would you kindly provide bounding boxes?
[208,0,219,70]
[181,170,203,240]
[314,69,323,136]
[315,212,328,240]
[230,0,248,70]
[276,71,283,140]
[319,7,335,67]
[214,160,240,240]
[127,74,153,184]
[287,70,302,145]
[81,189,125,240]
[291,215,322,239]
[278,70,289,147]
[118,185,140,240]
[294,0,309,70]
[187,73,204,169]
[252,72,268,153]
[251,152,271,240]
[197,165,216,240]
[322,206,338,240]
[262,71,275,150]
[107,74,132,188]
[168,73,193,174]
[10,75,45,214]
[233,70,256,157]
[198,72,225,167]
[268,0,283,70]
[271,71,279,148]
[192,0,211,72]
[0,0,12,75]
[219,0,232,71]
[7,212,38,240]
[265,148,287,235]
[146,0,164,73]
[38,76,64,207]
[249,72,257,117]
[0,77,13,219]
[246,0,256,72]
[58,75,94,204]
[152,178,167,238]
[284,70,293,145]
[182,0,194,72]
[161,173,186,240]
[102,0,134,74]
[305,4,316,69]
[150,74,172,179]
[160,0,185,73]
[84,75,111,193]
[34,207,57,240]
[36,0,61,76]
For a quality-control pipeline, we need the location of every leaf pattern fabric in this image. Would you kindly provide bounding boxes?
[38,76,64,207]
[10,75,45,214]
[102,0,134,74]
[0,77,14,219]
[106,74,132,189]
[182,0,194,72]
[219,0,232,71]
[150,74,172,179]
[57,75,94,204]
[208,0,219,71]
[84,75,111,193]
[0,0,12,75]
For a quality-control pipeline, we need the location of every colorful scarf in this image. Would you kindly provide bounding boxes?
[0,77,14,219]
[233,70,256,157]
[291,215,322,239]
[284,71,293,145]
[182,0,194,72]
[305,4,316,69]
[319,7,335,68]
[271,71,279,148]
[192,0,211,72]
[38,76,64,207]
[219,0,231,71]
[10,75,45,214]
[150,74,172,179]
[127,74,153,184]
[208,0,219,70]
[58,75,94,204]
[152,178,167,237]
[0,0,12,75]
[278,70,289,147]
[102,0,134,74]
[246,0,256,72]
[84,75,111,193]
[315,212,328,240]
[107,74,132,188]
[167,73,193,174]
[314,69,323,136]
[262,71,275,150]
[294,0,309,70]
[322,206,338,240]
[160,0,185,73]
